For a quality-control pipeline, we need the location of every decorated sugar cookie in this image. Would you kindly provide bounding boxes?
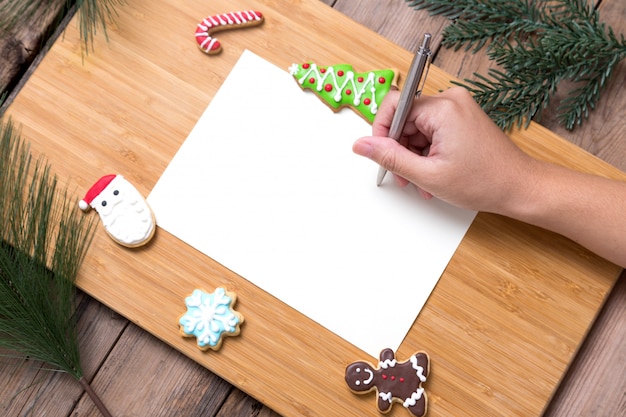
[195,10,264,54]
[345,348,430,417]
[288,62,398,123]
[79,174,156,247]
[179,288,244,351]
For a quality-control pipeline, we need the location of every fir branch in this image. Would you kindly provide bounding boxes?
[406,0,626,130]
[0,119,112,416]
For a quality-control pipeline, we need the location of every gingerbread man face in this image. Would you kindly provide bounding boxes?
[345,348,430,417]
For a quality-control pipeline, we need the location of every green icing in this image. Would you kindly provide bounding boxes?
[289,62,396,123]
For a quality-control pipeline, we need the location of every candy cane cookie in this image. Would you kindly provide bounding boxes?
[195,10,264,54]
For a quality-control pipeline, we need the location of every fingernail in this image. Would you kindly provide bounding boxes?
[353,140,373,158]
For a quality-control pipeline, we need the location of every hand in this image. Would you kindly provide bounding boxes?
[354,87,626,267]
[353,87,537,214]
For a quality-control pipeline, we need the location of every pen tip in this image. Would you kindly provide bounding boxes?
[377,169,386,186]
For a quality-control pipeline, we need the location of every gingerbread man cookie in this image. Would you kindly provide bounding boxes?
[195,10,264,54]
[288,62,398,123]
[345,348,430,416]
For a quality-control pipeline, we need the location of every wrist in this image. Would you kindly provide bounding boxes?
[493,157,552,223]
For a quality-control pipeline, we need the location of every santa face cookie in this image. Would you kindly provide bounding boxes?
[79,174,156,247]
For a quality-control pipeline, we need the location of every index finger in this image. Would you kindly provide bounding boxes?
[372,90,401,137]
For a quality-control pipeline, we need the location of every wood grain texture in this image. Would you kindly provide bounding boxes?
[217,389,281,417]
[0,0,624,416]
[72,323,236,416]
[397,1,626,415]
[539,0,626,171]
[0,293,127,416]
[0,0,66,93]
[332,0,450,52]
[544,272,626,417]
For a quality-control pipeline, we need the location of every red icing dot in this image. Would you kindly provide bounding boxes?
[346,89,352,95]
[302,63,310,69]
[324,84,333,92]
[309,77,315,84]
[320,68,326,73]
[338,70,344,76]
[357,76,364,82]
[400,377,405,382]
[364,98,372,105]
[391,376,396,381]
[382,374,388,380]
[379,77,386,84]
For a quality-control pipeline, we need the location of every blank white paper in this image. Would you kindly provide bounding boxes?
[148,50,476,357]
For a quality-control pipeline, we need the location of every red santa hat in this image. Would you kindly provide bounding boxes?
[79,174,118,211]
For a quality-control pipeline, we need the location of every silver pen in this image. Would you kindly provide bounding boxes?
[377,33,432,186]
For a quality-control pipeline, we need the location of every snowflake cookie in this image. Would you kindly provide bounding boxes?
[345,348,430,417]
[179,288,244,351]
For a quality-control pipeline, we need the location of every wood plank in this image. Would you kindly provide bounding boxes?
[71,322,235,416]
[2,2,620,415]
[540,58,626,170]
[3,0,624,416]
[332,0,449,52]
[0,357,82,417]
[422,0,626,170]
[539,0,626,170]
[408,1,626,415]
[543,271,626,417]
[217,389,281,417]
[0,0,66,94]
[0,293,127,416]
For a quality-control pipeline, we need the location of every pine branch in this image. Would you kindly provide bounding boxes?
[75,0,125,52]
[0,119,112,416]
[406,0,626,130]
[0,0,125,52]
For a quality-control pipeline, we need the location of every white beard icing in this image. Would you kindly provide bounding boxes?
[91,176,154,245]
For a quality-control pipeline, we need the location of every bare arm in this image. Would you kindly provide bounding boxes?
[353,87,626,267]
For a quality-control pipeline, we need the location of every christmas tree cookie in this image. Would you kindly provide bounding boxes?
[288,62,398,123]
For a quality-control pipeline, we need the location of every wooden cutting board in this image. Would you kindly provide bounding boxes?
[5,0,624,416]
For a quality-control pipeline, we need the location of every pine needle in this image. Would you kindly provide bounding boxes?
[0,119,112,416]
[406,0,626,130]
[75,0,126,53]
[0,0,125,53]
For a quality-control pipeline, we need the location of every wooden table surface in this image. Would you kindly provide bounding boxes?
[1,1,624,416]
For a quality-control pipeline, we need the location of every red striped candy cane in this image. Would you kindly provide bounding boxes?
[195,10,264,54]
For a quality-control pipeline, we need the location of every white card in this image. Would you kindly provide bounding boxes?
[148,50,476,357]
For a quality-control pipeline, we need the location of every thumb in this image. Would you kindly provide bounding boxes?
[353,136,429,184]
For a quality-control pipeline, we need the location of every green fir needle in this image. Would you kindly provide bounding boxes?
[406,0,626,130]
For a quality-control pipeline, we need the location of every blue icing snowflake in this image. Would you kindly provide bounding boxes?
[179,288,243,350]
